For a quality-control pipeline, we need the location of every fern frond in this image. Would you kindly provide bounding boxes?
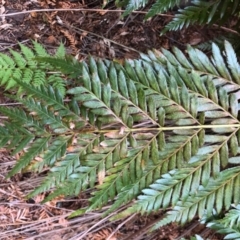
[0,106,45,133]
[32,41,50,57]
[54,43,66,58]
[207,222,240,240]
[115,129,240,218]
[47,75,66,95]
[197,34,240,56]
[105,129,204,214]
[144,42,240,123]
[146,0,184,19]
[15,82,88,129]
[2,40,240,235]
[218,205,240,229]
[110,168,191,219]
[205,205,240,239]
[0,42,66,95]
[161,0,240,34]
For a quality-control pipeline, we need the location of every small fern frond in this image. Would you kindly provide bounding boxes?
[205,205,240,240]
[161,0,240,34]
[9,49,27,68]
[47,75,66,95]
[0,42,66,95]
[207,221,240,240]
[0,122,34,154]
[159,2,212,33]
[218,205,240,229]
[19,44,36,62]
[32,41,49,57]
[204,206,240,239]
[197,34,240,55]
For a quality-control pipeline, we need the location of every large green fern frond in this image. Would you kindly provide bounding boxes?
[1,41,240,233]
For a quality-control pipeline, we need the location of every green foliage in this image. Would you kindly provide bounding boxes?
[1,41,240,238]
[0,41,66,94]
[201,205,240,239]
[160,0,240,34]
[118,0,240,35]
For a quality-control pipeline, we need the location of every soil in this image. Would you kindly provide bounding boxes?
[0,0,229,239]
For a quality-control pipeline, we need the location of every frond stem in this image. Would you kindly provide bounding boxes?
[89,124,240,133]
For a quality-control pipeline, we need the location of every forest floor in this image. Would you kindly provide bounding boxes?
[0,0,229,239]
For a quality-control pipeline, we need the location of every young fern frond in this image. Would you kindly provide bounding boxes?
[1,41,240,236]
[0,42,66,95]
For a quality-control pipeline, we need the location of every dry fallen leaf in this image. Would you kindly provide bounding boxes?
[46,35,57,44]
[104,131,126,139]
[98,169,105,185]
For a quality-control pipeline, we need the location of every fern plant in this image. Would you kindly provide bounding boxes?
[200,205,240,239]
[117,0,240,35]
[1,41,240,237]
[0,41,66,94]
